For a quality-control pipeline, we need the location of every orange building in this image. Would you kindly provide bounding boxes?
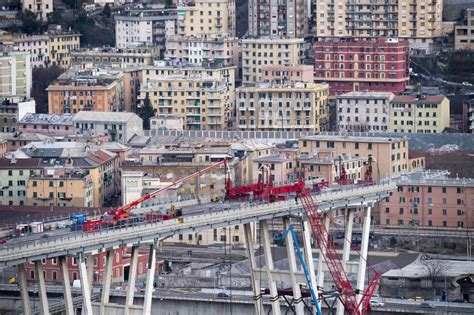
[47,69,125,114]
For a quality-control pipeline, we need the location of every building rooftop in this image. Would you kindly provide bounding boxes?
[392,95,447,104]
[239,82,327,90]
[393,170,474,186]
[0,132,53,142]
[299,134,406,143]
[253,154,292,163]
[20,113,75,126]
[73,111,140,123]
[337,92,395,99]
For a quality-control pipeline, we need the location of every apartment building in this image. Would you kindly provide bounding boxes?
[0,33,50,68]
[115,8,177,54]
[71,47,158,66]
[236,82,329,131]
[22,0,53,20]
[2,141,119,206]
[380,171,474,228]
[455,8,474,50]
[165,36,238,67]
[261,64,314,84]
[72,111,144,144]
[390,95,450,133]
[298,135,410,178]
[336,92,395,132]
[48,30,81,68]
[248,0,307,37]
[176,0,236,38]
[26,169,94,207]
[0,132,52,152]
[18,113,74,135]
[0,99,36,133]
[314,0,443,52]
[241,37,304,84]
[47,68,125,114]
[314,38,410,96]
[0,51,32,98]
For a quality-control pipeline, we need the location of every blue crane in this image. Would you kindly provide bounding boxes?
[275,224,322,315]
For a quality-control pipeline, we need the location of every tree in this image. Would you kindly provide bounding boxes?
[19,10,42,34]
[136,96,155,130]
[31,66,64,113]
[102,4,111,18]
[419,254,449,299]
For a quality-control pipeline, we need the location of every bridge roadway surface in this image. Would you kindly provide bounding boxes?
[0,182,395,268]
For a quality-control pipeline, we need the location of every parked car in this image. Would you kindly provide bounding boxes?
[419,302,434,309]
[217,292,229,299]
[370,299,385,307]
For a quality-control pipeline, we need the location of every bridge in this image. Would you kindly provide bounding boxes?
[2,182,395,315]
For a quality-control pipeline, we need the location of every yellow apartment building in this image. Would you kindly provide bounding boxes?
[241,37,304,84]
[236,82,329,131]
[48,32,81,68]
[389,95,450,133]
[298,135,410,178]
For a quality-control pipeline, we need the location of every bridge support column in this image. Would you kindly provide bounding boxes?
[78,253,93,315]
[261,220,281,315]
[17,264,31,315]
[143,240,157,315]
[302,219,317,311]
[86,254,94,295]
[59,256,74,315]
[317,214,330,293]
[100,249,114,314]
[357,204,373,311]
[283,217,304,315]
[35,260,50,315]
[244,222,262,315]
[337,208,355,315]
[125,245,139,315]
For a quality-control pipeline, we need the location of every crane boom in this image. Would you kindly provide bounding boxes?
[116,159,228,215]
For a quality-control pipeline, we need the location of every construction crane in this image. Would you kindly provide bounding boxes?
[274,225,322,315]
[297,185,379,315]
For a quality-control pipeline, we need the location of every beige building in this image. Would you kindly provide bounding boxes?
[176,0,236,38]
[0,51,32,99]
[389,95,450,133]
[236,82,329,131]
[314,0,443,52]
[0,33,50,68]
[71,47,158,67]
[26,169,94,207]
[298,135,410,178]
[455,8,474,50]
[22,0,53,20]
[48,30,81,68]
[47,68,125,114]
[241,38,304,84]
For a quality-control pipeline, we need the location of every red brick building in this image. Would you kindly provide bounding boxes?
[23,247,164,284]
[314,38,409,96]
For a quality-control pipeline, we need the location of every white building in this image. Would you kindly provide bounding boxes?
[10,35,49,68]
[22,0,53,20]
[150,115,184,131]
[0,51,32,99]
[336,92,394,132]
[72,111,144,144]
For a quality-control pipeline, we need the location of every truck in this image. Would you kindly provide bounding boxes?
[70,214,86,231]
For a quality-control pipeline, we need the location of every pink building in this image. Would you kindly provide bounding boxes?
[314,38,409,96]
[18,113,75,135]
[379,171,474,228]
[23,247,164,284]
[261,64,314,84]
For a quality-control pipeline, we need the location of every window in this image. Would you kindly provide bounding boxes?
[30,270,35,279]
[428,187,432,193]
[457,209,463,216]
[188,234,193,241]
[399,208,404,215]
[386,219,390,225]
[428,208,432,215]
[52,271,57,280]
[457,187,462,194]
[428,220,432,227]
[385,207,390,213]
[442,187,447,193]
[442,198,447,204]
[179,234,183,240]
[398,219,403,225]
[442,209,447,215]
[72,257,77,266]
[457,199,463,205]
[443,221,447,227]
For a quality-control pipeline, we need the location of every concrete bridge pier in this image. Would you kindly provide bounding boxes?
[301,219,317,313]
[244,222,262,315]
[59,256,74,315]
[17,264,31,315]
[260,219,281,315]
[336,208,355,315]
[125,245,139,315]
[100,249,115,314]
[317,213,330,295]
[357,203,373,312]
[143,240,158,315]
[78,253,93,315]
[283,217,304,315]
[35,260,50,315]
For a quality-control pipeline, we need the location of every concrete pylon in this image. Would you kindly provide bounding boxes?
[59,256,74,315]
[143,241,157,315]
[337,208,355,315]
[100,249,114,314]
[35,260,50,315]
[357,204,373,311]
[125,245,140,315]
[86,254,94,295]
[261,220,281,315]
[78,254,93,315]
[317,214,330,292]
[17,264,31,315]
[244,222,262,315]
[301,219,317,309]
[282,217,304,315]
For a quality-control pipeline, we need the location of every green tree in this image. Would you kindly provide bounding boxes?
[102,3,111,18]
[31,66,64,113]
[136,96,155,130]
[19,10,41,34]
